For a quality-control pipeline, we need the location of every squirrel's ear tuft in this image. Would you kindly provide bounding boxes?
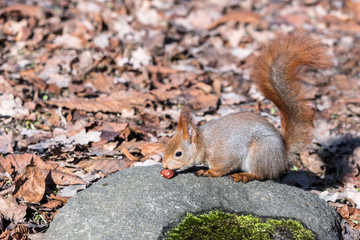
[176,111,183,132]
[177,106,196,141]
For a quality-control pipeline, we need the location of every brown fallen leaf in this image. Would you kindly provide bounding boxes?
[47,91,155,113]
[47,169,87,186]
[0,153,86,187]
[77,157,132,175]
[20,69,47,91]
[151,89,182,102]
[0,160,7,174]
[31,156,87,185]
[10,224,29,240]
[0,154,31,177]
[146,65,180,74]
[0,228,10,239]
[86,72,115,94]
[0,94,29,119]
[102,122,128,132]
[299,152,325,176]
[137,142,165,156]
[48,108,61,127]
[187,92,219,111]
[91,122,128,148]
[0,4,46,20]
[346,0,360,22]
[57,184,86,198]
[341,98,360,104]
[348,207,360,230]
[1,154,45,175]
[277,11,309,27]
[14,160,46,203]
[207,10,260,30]
[338,205,350,219]
[42,200,64,209]
[0,131,13,154]
[0,196,27,223]
[32,156,77,177]
[49,195,70,203]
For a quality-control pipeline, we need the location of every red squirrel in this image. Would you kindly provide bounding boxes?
[162,33,331,183]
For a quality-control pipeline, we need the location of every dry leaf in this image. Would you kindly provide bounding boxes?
[0,228,10,239]
[188,93,218,111]
[49,195,70,203]
[53,34,83,50]
[0,154,31,177]
[102,122,128,132]
[0,196,27,222]
[346,0,360,22]
[78,158,131,175]
[146,65,180,74]
[0,94,29,119]
[137,142,165,156]
[0,154,86,186]
[11,224,30,240]
[42,200,64,209]
[14,161,45,203]
[57,185,86,198]
[46,170,87,186]
[338,205,350,219]
[0,4,45,19]
[87,72,114,94]
[0,131,13,154]
[20,69,48,91]
[48,108,61,127]
[47,91,155,113]
[28,130,101,150]
[348,207,360,230]
[207,10,260,30]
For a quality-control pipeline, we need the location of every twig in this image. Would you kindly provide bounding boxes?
[122,147,140,161]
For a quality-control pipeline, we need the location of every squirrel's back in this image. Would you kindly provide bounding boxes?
[198,111,286,179]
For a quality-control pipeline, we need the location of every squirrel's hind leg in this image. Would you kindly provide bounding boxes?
[229,173,262,183]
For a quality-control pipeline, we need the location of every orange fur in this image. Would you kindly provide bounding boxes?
[252,33,332,153]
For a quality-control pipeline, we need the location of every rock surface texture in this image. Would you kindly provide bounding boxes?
[45,165,341,240]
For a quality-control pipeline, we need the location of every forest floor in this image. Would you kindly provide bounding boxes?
[0,0,360,239]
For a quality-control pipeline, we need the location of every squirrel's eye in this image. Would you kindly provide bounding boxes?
[175,151,182,157]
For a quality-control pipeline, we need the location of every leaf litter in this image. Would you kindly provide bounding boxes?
[0,0,360,239]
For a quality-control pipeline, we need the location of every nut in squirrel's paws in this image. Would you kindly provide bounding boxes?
[230,173,261,183]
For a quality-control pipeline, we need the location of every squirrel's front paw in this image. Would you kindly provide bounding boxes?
[195,169,208,177]
[195,169,226,178]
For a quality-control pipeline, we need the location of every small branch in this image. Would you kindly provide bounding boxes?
[122,147,140,161]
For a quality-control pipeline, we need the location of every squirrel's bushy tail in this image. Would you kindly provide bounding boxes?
[253,33,331,154]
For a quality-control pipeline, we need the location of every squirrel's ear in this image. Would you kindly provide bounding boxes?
[177,106,196,142]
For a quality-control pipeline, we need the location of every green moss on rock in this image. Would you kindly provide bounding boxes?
[165,210,315,240]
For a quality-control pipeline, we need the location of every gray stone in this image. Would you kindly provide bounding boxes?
[45,165,341,240]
